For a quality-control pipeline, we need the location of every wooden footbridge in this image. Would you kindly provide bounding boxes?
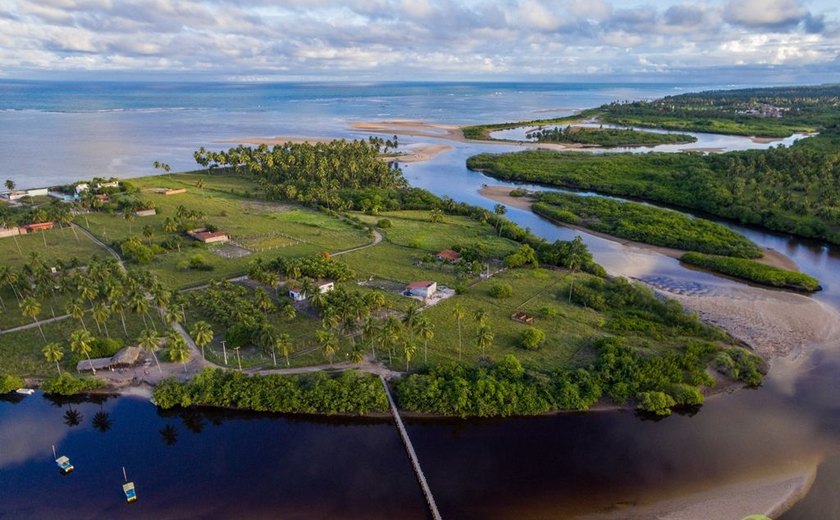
[380,376,442,520]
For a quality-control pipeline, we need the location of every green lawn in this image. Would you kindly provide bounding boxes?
[76,172,372,289]
[0,226,108,270]
[0,311,151,378]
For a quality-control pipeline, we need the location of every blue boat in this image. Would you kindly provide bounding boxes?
[52,445,73,474]
[122,467,137,503]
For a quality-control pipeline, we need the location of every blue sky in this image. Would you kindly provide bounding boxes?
[1,0,838,82]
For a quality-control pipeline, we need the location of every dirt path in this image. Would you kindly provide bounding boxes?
[0,314,70,335]
[251,354,402,379]
[332,229,383,256]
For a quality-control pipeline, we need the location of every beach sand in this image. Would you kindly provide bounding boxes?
[579,460,819,520]
[350,120,465,141]
[479,184,840,359]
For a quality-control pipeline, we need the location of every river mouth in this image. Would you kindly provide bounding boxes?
[4,82,840,518]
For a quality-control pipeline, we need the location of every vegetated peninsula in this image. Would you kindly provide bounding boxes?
[1,138,762,418]
[526,126,697,148]
[467,86,840,246]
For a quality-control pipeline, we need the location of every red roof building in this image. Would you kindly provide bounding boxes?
[436,249,461,262]
[21,222,54,233]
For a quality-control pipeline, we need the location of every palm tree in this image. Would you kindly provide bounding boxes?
[4,179,14,191]
[474,308,488,327]
[415,315,434,364]
[196,178,205,197]
[110,297,129,337]
[123,208,134,234]
[164,306,184,327]
[275,333,292,367]
[69,328,96,374]
[363,317,379,359]
[160,424,178,445]
[137,328,162,373]
[190,321,213,360]
[316,327,339,365]
[92,302,111,338]
[402,338,416,371]
[256,324,278,365]
[142,225,154,246]
[129,291,153,331]
[167,331,191,373]
[566,236,587,303]
[64,407,83,427]
[379,317,401,366]
[59,212,80,242]
[43,342,64,375]
[20,296,46,341]
[493,203,507,236]
[92,411,112,433]
[452,302,465,361]
[66,299,88,331]
[476,324,494,361]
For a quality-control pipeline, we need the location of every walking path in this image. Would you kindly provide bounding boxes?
[380,375,442,520]
[0,314,70,335]
[332,229,383,256]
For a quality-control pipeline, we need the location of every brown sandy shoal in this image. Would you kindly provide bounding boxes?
[479,185,798,270]
[578,460,819,520]
[350,120,465,141]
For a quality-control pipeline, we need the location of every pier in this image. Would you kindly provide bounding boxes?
[380,376,442,520]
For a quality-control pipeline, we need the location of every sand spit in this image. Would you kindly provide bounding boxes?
[350,120,466,141]
[478,185,798,270]
[579,461,819,520]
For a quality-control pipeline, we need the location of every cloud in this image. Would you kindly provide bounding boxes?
[723,0,810,30]
[0,0,838,80]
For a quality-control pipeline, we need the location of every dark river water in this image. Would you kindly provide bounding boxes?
[4,84,840,518]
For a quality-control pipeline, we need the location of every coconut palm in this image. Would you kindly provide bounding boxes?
[92,302,111,338]
[137,328,162,373]
[402,338,416,371]
[275,333,292,367]
[452,302,465,361]
[363,316,379,359]
[415,314,434,364]
[316,327,339,365]
[20,296,46,341]
[476,324,494,361]
[167,331,191,373]
[474,308,488,327]
[190,321,213,360]
[164,305,184,327]
[566,236,587,303]
[129,291,153,331]
[256,324,278,365]
[493,203,507,235]
[69,328,96,374]
[43,342,64,375]
[379,317,402,366]
[66,299,88,331]
[92,411,112,433]
[110,297,129,337]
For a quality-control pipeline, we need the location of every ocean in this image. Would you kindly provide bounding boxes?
[1,80,723,189]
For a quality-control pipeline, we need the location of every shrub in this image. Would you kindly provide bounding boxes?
[637,391,677,416]
[489,282,513,298]
[680,252,821,292]
[0,375,24,393]
[41,374,105,395]
[520,327,546,351]
[509,188,529,197]
[376,218,392,228]
[187,254,214,271]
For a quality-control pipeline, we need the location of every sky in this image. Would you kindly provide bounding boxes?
[1,0,839,82]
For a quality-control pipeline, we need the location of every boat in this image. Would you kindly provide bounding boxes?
[52,445,73,474]
[122,467,137,503]
[15,388,35,395]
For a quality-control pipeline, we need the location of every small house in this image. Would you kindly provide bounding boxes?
[75,183,89,193]
[20,222,54,233]
[187,228,229,244]
[406,281,437,299]
[315,280,335,294]
[436,249,461,262]
[288,280,334,301]
[135,208,157,217]
[7,188,48,201]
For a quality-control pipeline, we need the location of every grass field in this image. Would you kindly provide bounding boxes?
[76,172,371,288]
[0,312,149,378]
[0,226,108,270]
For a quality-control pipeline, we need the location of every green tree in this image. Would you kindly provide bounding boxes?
[275,333,292,367]
[70,328,96,374]
[167,331,191,373]
[20,296,45,341]
[138,329,162,373]
[43,342,64,375]
[415,314,434,364]
[190,321,213,360]
[452,302,465,361]
[520,327,545,351]
[493,203,507,235]
[476,324,494,360]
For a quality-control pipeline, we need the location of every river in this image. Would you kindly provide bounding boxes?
[2,82,840,518]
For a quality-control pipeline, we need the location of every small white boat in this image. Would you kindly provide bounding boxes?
[52,445,74,474]
[16,388,35,395]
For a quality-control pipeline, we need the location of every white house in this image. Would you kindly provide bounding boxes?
[406,281,437,299]
[7,188,48,200]
[288,280,334,301]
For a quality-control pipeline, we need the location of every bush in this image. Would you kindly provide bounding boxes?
[376,218,392,228]
[637,391,677,416]
[41,373,105,395]
[680,252,821,292]
[489,282,513,298]
[184,254,214,271]
[509,188,529,197]
[520,327,546,351]
[88,337,124,359]
[0,374,24,393]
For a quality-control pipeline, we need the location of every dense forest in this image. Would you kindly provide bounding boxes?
[193,138,406,210]
[680,253,821,292]
[526,126,696,147]
[533,192,762,258]
[468,128,840,245]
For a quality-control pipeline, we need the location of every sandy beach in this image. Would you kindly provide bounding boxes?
[579,459,819,520]
[350,120,466,141]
